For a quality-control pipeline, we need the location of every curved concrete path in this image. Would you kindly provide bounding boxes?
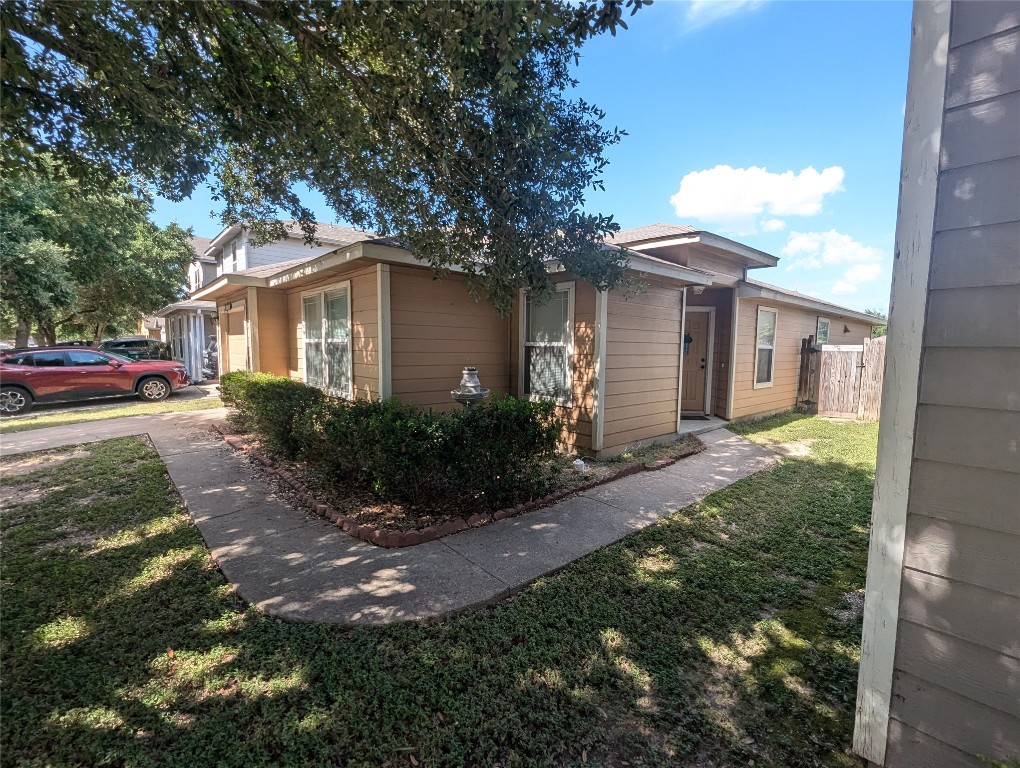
[0,411,778,626]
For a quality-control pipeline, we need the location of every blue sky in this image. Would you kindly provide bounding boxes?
[152,0,913,313]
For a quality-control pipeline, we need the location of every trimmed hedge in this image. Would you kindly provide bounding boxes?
[219,371,325,458]
[223,372,562,512]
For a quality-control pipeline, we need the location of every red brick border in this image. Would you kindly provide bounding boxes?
[213,426,704,549]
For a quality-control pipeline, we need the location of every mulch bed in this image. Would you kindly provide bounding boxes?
[213,426,706,549]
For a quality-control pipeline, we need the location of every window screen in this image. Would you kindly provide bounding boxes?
[755,308,777,386]
[524,289,570,400]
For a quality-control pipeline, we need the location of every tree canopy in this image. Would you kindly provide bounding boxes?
[2,0,649,313]
[0,160,194,345]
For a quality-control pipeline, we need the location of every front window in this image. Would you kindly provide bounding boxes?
[523,283,573,402]
[303,285,352,397]
[816,317,830,344]
[754,307,777,387]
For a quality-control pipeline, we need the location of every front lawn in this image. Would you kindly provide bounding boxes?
[1,415,878,767]
[0,393,223,434]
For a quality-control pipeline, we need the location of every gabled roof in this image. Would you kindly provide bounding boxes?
[188,236,216,263]
[231,256,318,279]
[281,221,383,246]
[607,223,701,244]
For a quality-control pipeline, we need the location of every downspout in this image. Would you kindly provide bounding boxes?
[676,286,688,432]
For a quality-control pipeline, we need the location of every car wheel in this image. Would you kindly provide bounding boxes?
[137,377,170,402]
[0,387,33,416]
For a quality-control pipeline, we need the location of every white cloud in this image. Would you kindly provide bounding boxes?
[684,0,768,32]
[782,229,883,269]
[832,263,883,295]
[780,229,886,297]
[669,165,845,234]
[760,218,786,232]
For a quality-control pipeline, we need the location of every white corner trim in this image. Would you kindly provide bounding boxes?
[593,290,609,451]
[377,263,392,399]
[853,1,950,764]
[246,287,259,372]
[676,286,688,432]
[727,290,739,420]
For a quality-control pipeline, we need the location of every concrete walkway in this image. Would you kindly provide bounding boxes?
[0,412,778,626]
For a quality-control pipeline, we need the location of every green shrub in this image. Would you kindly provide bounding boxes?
[220,371,324,458]
[295,394,561,511]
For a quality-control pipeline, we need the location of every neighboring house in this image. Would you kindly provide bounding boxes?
[155,236,218,382]
[854,2,1019,766]
[192,221,879,455]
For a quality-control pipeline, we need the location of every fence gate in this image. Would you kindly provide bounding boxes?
[798,335,886,421]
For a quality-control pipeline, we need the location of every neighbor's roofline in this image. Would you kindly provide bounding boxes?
[738,279,882,324]
[624,232,778,268]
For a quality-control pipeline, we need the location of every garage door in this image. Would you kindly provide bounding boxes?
[226,310,248,372]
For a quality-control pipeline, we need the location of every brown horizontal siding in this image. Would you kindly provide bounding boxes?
[902,514,1020,597]
[284,264,379,398]
[730,298,872,419]
[602,281,681,450]
[908,459,1020,535]
[930,222,1020,290]
[898,569,1020,657]
[884,718,987,768]
[913,404,1020,473]
[390,265,509,412]
[883,8,1020,766]
[920,347,1020,410]
[890,671,1020,759]
[895,621,1020,718]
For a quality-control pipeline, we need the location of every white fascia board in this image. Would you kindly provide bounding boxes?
[628,253,714,285]
[628,234,778,268]
[266,244,367,287]
[205,224,244,256]
[190,274,266,300]
[737,282,879,325]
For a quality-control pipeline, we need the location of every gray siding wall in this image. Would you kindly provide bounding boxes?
[245,236,335,269]
[885,2,1020,765]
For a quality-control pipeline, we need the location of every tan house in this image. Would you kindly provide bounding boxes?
[193,221,878,456]
[854,1,1020,766]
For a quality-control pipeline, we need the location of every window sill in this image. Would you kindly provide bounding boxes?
[525,393,573,409]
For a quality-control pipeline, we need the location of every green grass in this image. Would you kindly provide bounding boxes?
[1,415,878,767]
[0,395,223,434]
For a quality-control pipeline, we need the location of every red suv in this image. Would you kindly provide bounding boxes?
[0,347,191,416]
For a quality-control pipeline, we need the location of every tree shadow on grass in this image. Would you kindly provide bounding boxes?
[2,425,875,767]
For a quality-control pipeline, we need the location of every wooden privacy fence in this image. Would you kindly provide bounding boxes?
[797,335,886,421]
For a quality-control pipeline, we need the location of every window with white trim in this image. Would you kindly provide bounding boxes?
[754,307,777,387]
[816,317,830,344]
[523,284,573,402]
[302,284,352,397]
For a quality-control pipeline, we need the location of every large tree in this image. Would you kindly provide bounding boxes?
[1,0,649,313]
[0,160,193,345]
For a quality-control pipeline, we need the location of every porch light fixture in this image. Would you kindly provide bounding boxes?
[692,286,706,295]
[451,366,491,408]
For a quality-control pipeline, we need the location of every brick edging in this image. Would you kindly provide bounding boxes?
[213,426,704,549]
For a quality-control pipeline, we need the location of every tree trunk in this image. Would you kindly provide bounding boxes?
[91,324,105,347]
[15,318,31,347]
[37,322,57,346]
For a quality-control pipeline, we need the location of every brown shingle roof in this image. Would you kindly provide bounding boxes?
[282,221,382,246]
[607,223,701,245]
[188,236,216,263]
[233,255,318,279]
